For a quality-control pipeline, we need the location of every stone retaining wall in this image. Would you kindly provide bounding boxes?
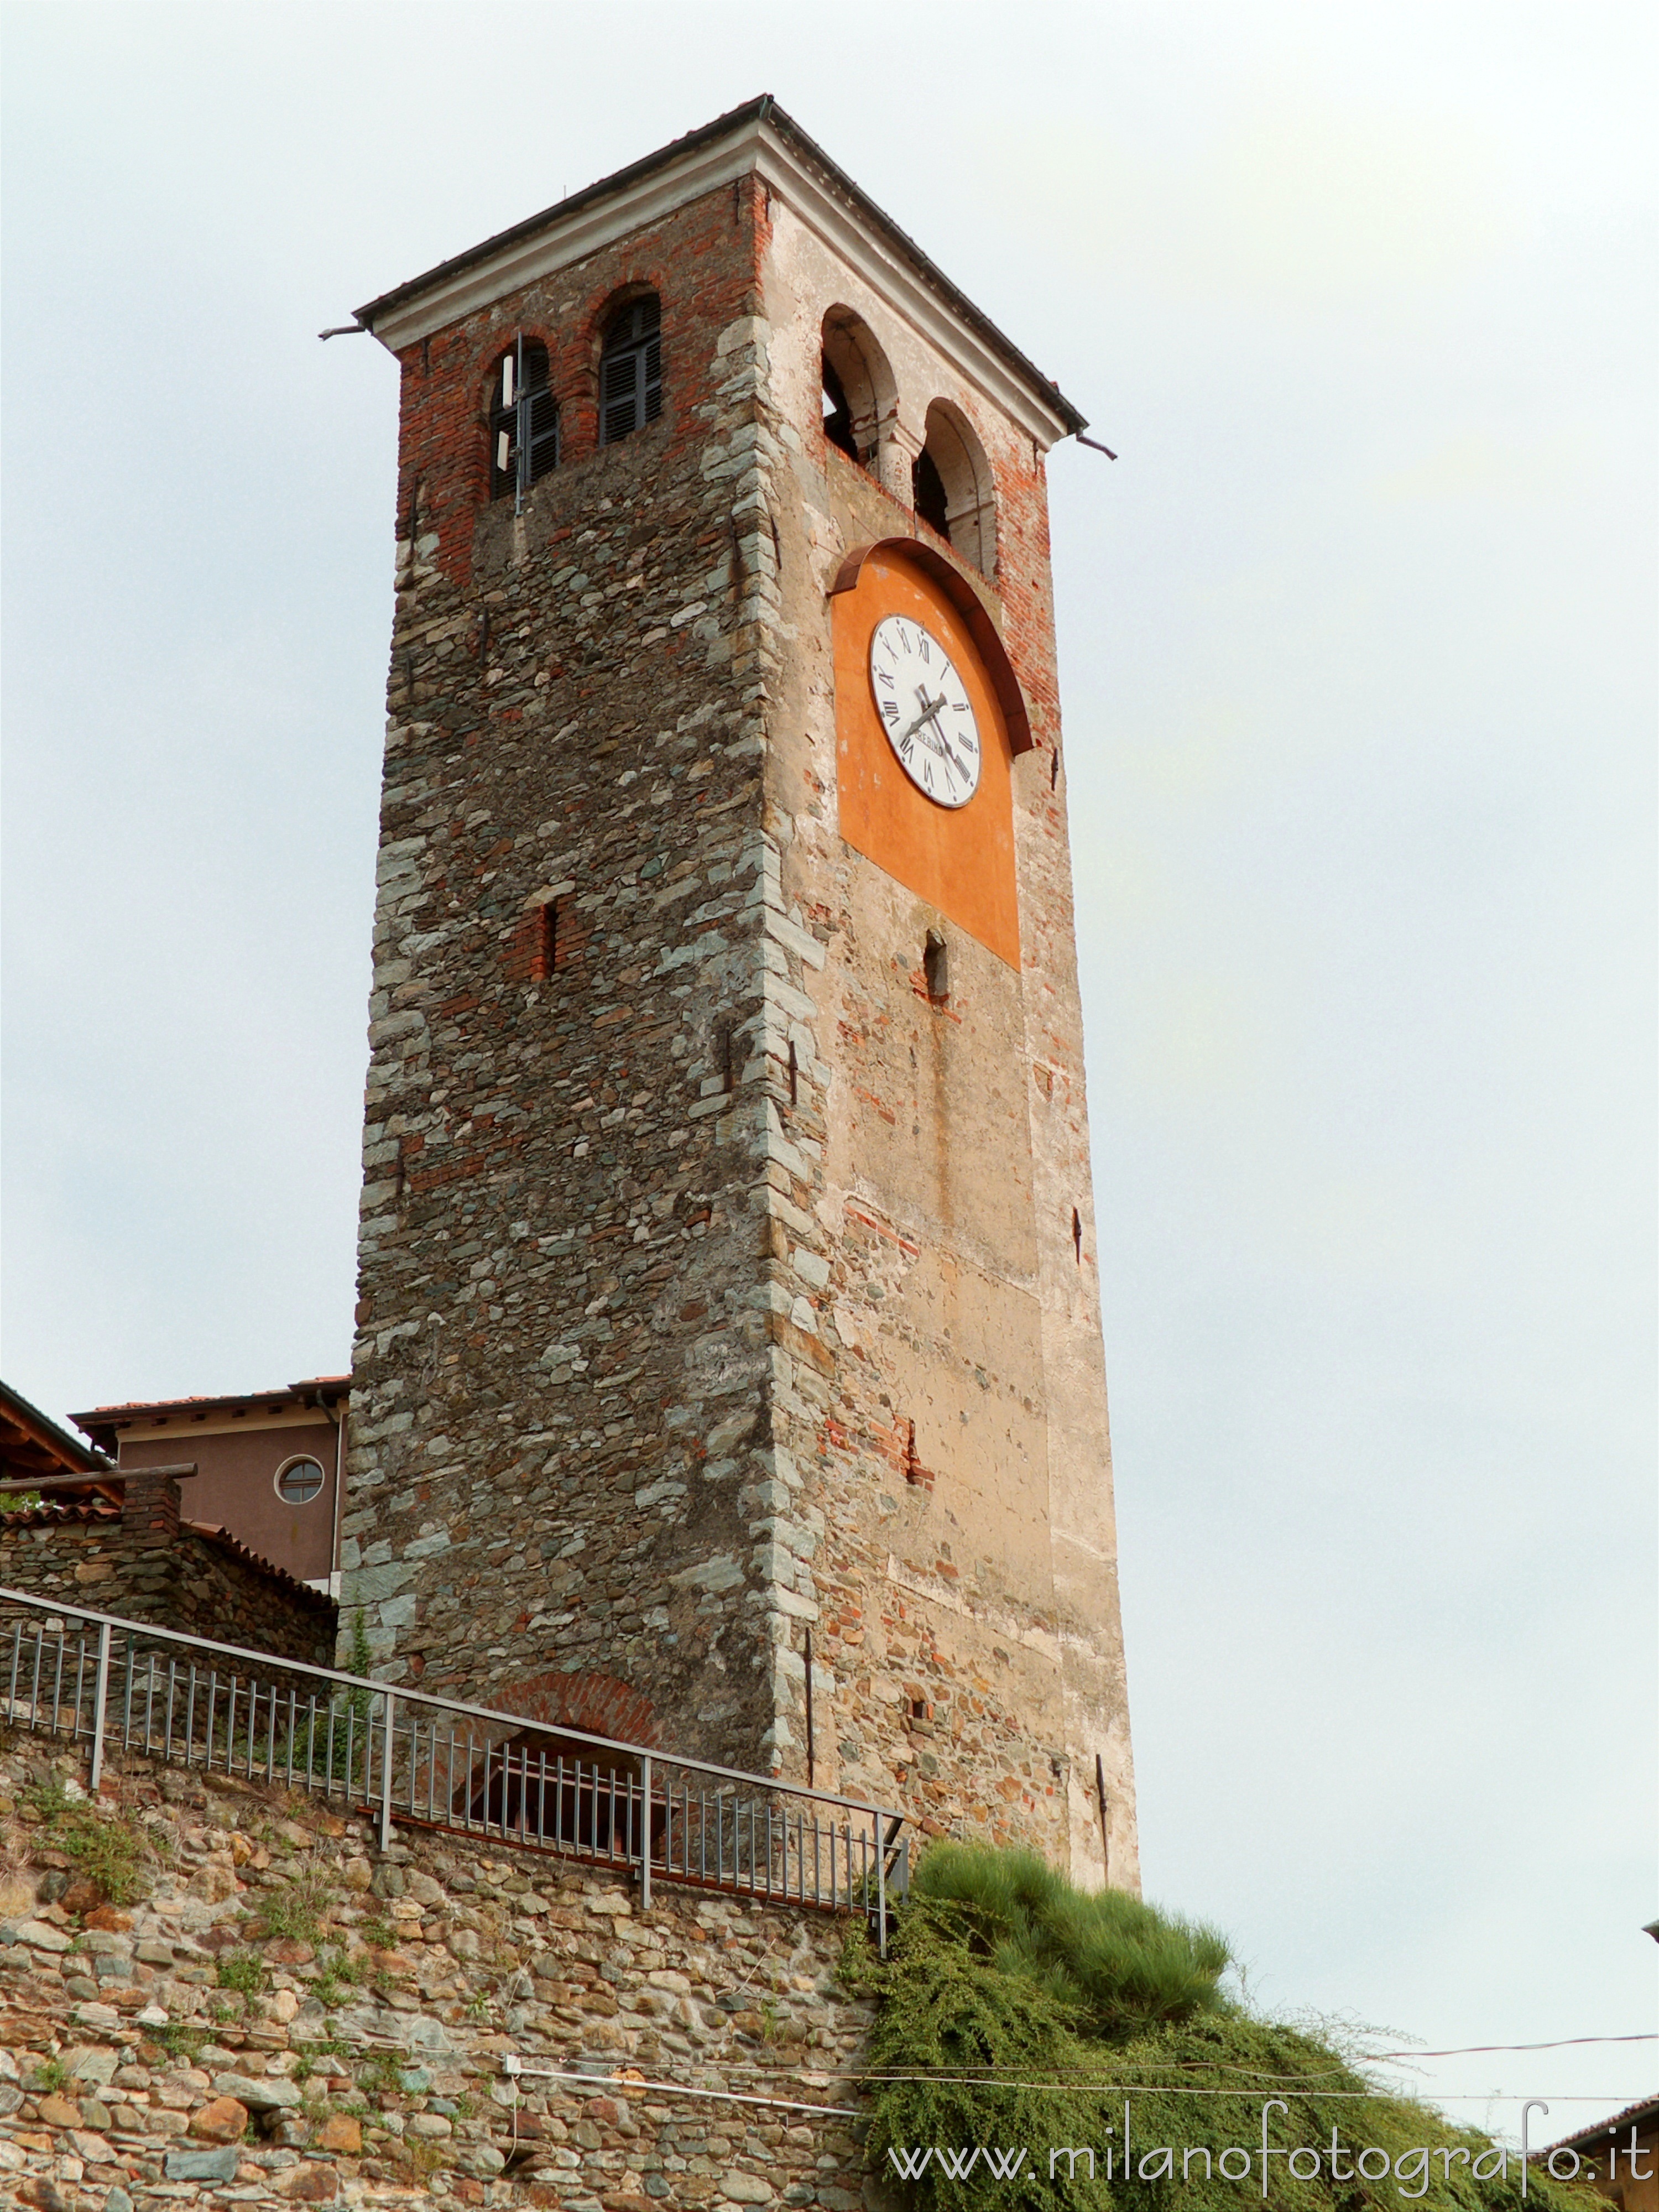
[0,1735,892,2211]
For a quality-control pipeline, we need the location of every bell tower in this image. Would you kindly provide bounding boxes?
[342,97,1138,1887]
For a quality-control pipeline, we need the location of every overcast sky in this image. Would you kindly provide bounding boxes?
[3,0,1653,2141]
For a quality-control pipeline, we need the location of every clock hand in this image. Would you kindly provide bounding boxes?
[890,683,971,787]
[911,692,967,776]
[895,689,950,750]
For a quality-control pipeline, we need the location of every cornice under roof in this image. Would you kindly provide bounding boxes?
[351,96,1086,450]
[70,1377,349,1434]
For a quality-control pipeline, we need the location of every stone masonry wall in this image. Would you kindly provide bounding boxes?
[0,1734,889,2212]
[1,1477,337,1668]
[346,176,814,1777]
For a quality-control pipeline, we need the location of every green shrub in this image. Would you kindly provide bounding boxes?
[151,2023,207,2066]
[309,1944,362,2007]
[860,1844,1595,2212]
[357,2053,405,2099]
[908,1843,1229,2039]
[304,1610,377,1786]
[291,2034,351,2086]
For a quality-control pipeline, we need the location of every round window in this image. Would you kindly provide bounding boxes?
[275,1457,326,1505]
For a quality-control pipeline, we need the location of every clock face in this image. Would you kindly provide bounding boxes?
[868,614,982,809]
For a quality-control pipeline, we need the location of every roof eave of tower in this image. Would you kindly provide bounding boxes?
[351,95,1088,450]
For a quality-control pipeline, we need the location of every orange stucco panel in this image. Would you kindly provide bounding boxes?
[833,547,1020,968]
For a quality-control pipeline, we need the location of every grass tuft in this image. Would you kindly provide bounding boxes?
[309,1943,363,2007]
[150,2023,208,2066]
[216,1947,269,1997]
[262,1864,335,1945]
[23,1775,149,1905]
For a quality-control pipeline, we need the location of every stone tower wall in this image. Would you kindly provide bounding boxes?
[343,138,1136,1886]
[741,205,1136,1882]
[345,178,789,1764]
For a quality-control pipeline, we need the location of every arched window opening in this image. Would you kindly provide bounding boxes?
[599,295,662,444]
[822,358,859,461]
[489,339,558,507]
[913,447,950,536]
[914,400,998,576]
[820,306,895,473]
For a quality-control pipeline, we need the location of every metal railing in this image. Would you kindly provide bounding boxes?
[0,1587,907,1943]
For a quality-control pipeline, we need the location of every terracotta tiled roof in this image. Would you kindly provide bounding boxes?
[1547,2093,1659,2154]
[352,98,1088,435]
[182,1521,337,1612]
[0,1498,121,1528]
[72,1376,350,1427]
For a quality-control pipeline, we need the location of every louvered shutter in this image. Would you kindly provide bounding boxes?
[642,319,662,424]
[602,343,640,444]
[599,297,662,444]
[489,340,558,502]
[526,388,559,483]
[520,342,557,485]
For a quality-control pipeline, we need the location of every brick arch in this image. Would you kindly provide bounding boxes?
[821,303,896,472]
[918,398,997,580]
[589,279,661,348]
[494,1668,662,1751]
[479,327,559,412]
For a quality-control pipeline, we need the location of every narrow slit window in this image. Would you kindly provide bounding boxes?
[489,338,559,507]
[1072,1207,1084,1262]
[924,931,950,1003]
[786,1040,799,1104]
[599,295,662,445]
